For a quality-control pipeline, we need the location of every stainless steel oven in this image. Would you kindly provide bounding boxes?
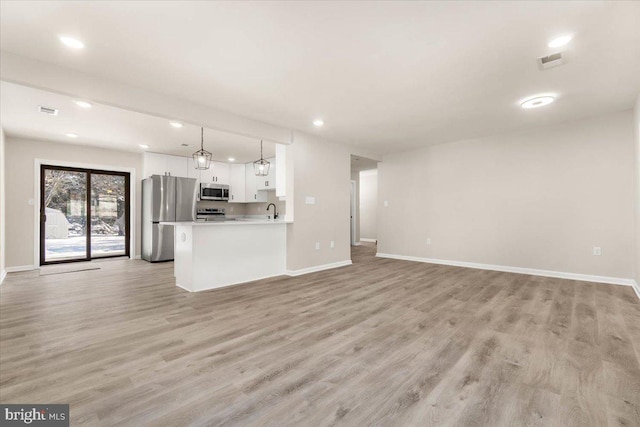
[200,183,229,201]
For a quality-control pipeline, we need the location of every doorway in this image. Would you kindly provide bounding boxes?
[350,180,357,246]
[350,154,379,248]
[40,165,130,265]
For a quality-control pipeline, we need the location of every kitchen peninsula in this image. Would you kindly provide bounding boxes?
[161,219,291,292]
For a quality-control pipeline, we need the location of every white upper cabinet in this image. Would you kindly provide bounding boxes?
[200,161,230,185]
[228,163,247,203]
[167,155,188,177]
[256,157,276,190]
[143,152,188,178]
[186,157,200,180]
[143,151,285,205]
[245,163,268,203]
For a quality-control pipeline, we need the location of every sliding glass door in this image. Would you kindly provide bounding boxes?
[41,168,89,263]
[90,172,129,258]
[40,165,130,265]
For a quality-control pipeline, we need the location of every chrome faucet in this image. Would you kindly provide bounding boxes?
[266,203,278,220]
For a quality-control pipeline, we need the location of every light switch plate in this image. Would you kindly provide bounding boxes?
[305,196,316,205]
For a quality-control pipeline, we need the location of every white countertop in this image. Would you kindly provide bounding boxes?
[161,219,292,226]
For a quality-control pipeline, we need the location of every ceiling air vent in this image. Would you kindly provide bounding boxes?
[538,52,564,70]
[38,105,59,116]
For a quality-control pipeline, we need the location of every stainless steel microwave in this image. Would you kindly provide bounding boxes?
[200,183,229,201]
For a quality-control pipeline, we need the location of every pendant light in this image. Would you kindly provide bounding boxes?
[253,140,270,176]
[192,127,212,170]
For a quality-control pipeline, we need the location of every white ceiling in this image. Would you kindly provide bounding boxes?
[1,1,639,154]
[0,82,275,162]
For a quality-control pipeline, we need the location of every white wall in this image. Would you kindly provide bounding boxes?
[634,94,640,284]
[286,132,351,271]
[359,169,378,240]
[378,110,635,280]
[4,137,143,269]
[0,128,5,282]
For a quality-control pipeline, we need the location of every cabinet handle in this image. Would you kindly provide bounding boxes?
[254,194,256,200]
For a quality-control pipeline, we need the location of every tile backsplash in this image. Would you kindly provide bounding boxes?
[197,191,285,218]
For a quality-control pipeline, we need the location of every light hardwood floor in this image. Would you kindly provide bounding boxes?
[1,243,639,426]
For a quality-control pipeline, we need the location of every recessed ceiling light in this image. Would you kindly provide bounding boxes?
[228,157,235,162]
[520,96,555,109]
[65,133,79,138]
[59,36,85,49]
[170,122,183,128]
[548,34,573,48]
[139,144,150,149]
[313,119,324,127]
[74,100,92,108]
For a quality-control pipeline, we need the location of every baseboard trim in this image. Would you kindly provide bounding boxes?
[176,283,194,293]
[0,269,6,285]
[632,280,640,300]
[286,260,353,277]
[176,271,288,293]
[6,265,39,273]
[352,242,362,246]
[376,253,636,288]
[360,238,377,243]
[132,255,142,260]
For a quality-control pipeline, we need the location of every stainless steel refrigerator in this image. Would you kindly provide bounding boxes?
[142,175,197,262]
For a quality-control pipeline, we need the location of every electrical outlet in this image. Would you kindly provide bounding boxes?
[384,200,389,207]
[593,247,602,256]
[426,238,432,245]
[315,242,320,250]
[330,240,335,249]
